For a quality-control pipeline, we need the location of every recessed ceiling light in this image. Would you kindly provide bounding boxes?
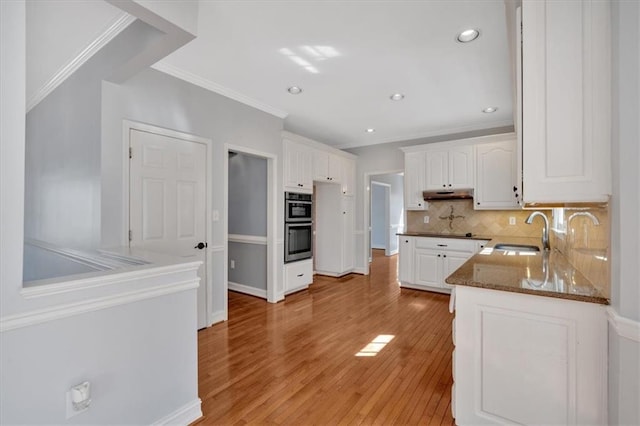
[456,28,480,43]
[287,86,303,95]
[482,106,498,113]
[366,128,376,133]
[390,93,405,101]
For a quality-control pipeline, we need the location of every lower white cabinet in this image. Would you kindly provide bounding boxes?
[452,285,607,425]
[398,237,486,293]
[284,258,313,295]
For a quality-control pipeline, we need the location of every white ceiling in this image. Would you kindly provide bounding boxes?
[157,0,514,148]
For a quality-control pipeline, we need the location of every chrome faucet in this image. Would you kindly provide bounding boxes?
[525,211,550,251]
[567,211,600,226]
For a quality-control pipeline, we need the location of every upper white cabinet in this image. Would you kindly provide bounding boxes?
[313,150,342,183]
[521,0,611,203]
[284,139,313,193]
[424,145,474,190]
[340,156,355,196]
[404,152,426,210]
[475,136,520,210]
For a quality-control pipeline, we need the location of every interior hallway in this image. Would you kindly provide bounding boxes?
[195,250,455,425]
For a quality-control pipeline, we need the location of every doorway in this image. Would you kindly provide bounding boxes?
[126,122,213,330]
[371,181,391,255]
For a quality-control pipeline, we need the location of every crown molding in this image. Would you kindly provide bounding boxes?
[152,61,289,119]
[26,12,136,113]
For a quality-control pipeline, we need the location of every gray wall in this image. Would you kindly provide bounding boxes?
[609,1,640,424]
[24,20,162,249]
[228,153,267,236]
[228,152,268,291]
[101,68,284,318]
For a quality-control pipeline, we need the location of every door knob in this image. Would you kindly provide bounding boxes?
[194,242,207,250]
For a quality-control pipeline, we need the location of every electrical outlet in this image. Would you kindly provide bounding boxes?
[230,259,235,269]
[66,382,91,418]
[424,215,430,224]
[509,216,516,225]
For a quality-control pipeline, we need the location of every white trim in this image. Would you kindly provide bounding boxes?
[209,245,225,253]
[352,267,367,275]
[371,181,391,188]
[607,307,640,342]
[151,398,202,426]
[152,62,288,119]
[2,279,199,332]
[228,234,268,245]
[399,132,516,153]
[354,230,365,235]
[210,310,226,325]
[21,262,200,299]
[122,120,214,328]
[363,169,404,276]
[281,130,358,160]
[388,249,399,256]
[228,281,267,299]
[26,13,136,112]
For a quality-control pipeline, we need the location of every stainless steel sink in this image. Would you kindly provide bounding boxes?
[493,243,540,252]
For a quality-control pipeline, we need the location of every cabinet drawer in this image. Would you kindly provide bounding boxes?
[414,237,476,253]
[285,259,313,292]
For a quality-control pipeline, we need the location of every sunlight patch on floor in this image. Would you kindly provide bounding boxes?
[355,334,395,357]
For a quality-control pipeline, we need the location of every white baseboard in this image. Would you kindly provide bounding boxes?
[228,282,267,299]
[388,249,399,256]
[152,398,202,426]
[210,310,226,325]
[352,267,367,275]
[608,307,640,342]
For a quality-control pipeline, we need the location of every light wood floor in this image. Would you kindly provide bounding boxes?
[196,250,455,425]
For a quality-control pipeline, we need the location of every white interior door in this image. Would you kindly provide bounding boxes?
[129,129,208,329]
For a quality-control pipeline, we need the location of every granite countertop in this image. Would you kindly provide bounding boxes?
[397,232,491,241]
[444,236,609,305]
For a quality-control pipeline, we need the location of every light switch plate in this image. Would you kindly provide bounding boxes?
[424,215,430,224]
[509,217,516,225]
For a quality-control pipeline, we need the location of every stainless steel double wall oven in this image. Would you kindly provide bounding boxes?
[284,192,312,263]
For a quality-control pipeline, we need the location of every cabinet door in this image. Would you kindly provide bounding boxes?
[414,249,441,287]
[448,146,474,188]
[475,140,519,209]
[313,150,330,181]
[299,147,313,190]
[284,141,300,190]
[424,150,449,190]
[398,237,414,283]
[404,152,426,209]
[328,154,343,182]
[341,157,355,196]
[522,0,611,203]
[442,251,471,289]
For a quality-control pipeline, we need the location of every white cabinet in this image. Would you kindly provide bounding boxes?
[452,285,607,425]
[284,259,313,295]
[398,237,484,293]
[315,184,354,276]
[424,145,474,190]
[313,150,342,183]
[475,137,520,210]
[521,0,611,203]
[284,140,313,193]
[340,156,355,196]
[403,152,426,210]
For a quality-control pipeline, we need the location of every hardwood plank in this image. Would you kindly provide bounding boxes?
[195,251,456,425]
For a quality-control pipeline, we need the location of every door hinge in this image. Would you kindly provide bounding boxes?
[128,230,132,241]
[129,147,132,159]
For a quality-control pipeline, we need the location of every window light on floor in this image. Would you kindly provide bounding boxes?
[355,334,395,357]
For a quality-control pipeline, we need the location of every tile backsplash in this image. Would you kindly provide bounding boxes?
[406,200,610,299]
[406,200,547,237]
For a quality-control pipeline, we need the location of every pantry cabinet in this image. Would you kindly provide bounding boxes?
[340,156,355,196]
[313,150,342,183]
[315,184,354,276]
[475,137,520,210]
[452,285,607,425]
[284,139,313,193]
[424,146,474,190]
[520,0,611,203]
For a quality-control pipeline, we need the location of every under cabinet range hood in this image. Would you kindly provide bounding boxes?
[423,188,474,201]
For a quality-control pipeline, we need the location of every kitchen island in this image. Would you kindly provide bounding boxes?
[446,237,608,425]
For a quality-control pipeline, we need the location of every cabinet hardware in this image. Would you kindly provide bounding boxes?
[437,244,448,247]
[437,254,441,257]
[297,273,304,277]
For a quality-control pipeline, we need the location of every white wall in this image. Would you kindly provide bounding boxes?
[609,1,640,424]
